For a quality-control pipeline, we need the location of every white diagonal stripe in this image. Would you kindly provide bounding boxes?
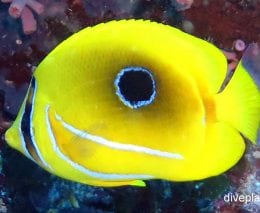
[55,112,184,160]
[30,80,53,170]
[45,105,153,181]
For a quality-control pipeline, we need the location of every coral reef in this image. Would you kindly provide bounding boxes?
[214,143,260,213]
[0,0,259,212]
[172,0,194,11]
[1,0,44,34]
[183,0,260,47]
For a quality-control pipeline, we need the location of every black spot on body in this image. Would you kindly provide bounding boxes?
[118,70,153,102]
[115,67,156,109]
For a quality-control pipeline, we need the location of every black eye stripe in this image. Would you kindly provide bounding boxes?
[21,77,44,164]
[114,66,156,109]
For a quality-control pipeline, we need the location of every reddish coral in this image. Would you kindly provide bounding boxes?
[175,0,194,11]
[1,0,44,34]
[234,39,246,52]
[183,0,260,49]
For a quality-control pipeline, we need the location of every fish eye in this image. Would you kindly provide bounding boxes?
[114,66,156,109]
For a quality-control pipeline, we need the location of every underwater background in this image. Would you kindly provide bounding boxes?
[0,0,260,212]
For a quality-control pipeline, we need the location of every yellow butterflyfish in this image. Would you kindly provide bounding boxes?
[5,20,260,187]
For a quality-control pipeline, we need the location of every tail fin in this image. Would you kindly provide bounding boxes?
[215,44,260,144]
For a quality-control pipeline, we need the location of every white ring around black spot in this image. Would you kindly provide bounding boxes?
[114,66,156,109]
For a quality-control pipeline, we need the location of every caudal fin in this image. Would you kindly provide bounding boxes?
[215,44,260,144]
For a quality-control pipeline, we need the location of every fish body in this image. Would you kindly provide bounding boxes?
[5,20,260,186]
